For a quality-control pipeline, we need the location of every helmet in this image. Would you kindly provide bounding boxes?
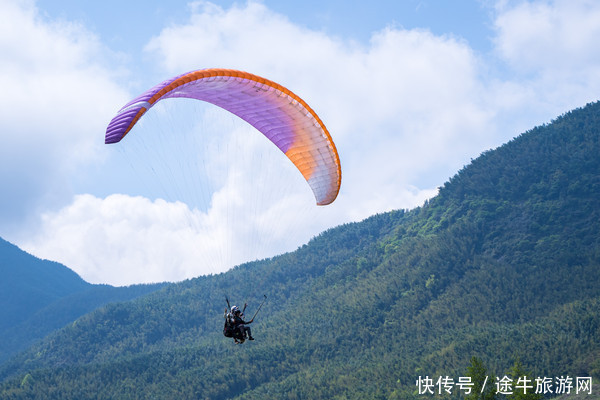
[231,306,239,313]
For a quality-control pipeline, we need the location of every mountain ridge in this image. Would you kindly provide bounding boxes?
[0,236,90,331]
[0,236,165,363]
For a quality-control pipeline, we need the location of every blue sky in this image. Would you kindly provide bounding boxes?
[2,0,600,285]
[38,1,494,54]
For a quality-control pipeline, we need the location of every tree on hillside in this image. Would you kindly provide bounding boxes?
[465,357,497,400]
[504,359,543,400]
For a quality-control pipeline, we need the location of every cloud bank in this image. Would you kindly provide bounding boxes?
[0,1,128,228]
[5,0,600,285]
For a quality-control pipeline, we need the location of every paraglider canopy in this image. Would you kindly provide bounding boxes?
[106,68,341,205]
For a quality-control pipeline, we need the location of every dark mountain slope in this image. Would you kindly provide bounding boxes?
[0,237,89,332]
[0,237,165,362]
[1,102,599,399]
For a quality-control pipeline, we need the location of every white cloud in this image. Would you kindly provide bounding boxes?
[0,0,128,228]
[494,0,600,74]
[492,0,600,117]
[21,194,208,285]
[21,188,337,286]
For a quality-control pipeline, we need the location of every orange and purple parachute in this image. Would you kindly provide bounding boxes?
[105,68,341,205]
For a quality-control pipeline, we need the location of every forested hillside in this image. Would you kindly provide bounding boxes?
[1,102,599,399]
[0,237,165,363]
[0,237,89,333]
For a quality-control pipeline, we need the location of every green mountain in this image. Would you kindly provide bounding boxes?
[0,237,165,363]
[1,101,599,399]
[0,237,89,332]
